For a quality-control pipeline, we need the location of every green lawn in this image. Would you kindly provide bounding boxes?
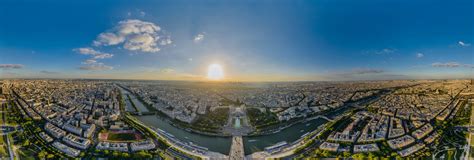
[191,108,229,133]
[246,108,279,129]
[18,148,36,160]
[0,146,6,158]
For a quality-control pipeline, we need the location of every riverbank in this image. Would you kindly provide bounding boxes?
[247,122,329,159]
[156,115,232,137]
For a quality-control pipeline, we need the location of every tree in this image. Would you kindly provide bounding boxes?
[112,151,120,157]
[424,151,432,157]
[313,149,322,156]
[343,151,351,157]
[395,155,403,160]
[121,152,130,158]
[321,150,331,157]
[352,153,366,159]
[390,152,398,158]
[368,152,377,159]
[135,151,152,158]
[447,150,455,160]
[37,150,47,159]
[22,139,30,146]
[47,154,55,159]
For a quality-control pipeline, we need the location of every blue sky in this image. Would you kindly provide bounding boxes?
[0,0,472,81]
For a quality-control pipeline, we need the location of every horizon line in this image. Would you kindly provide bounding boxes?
[1,77,472,83]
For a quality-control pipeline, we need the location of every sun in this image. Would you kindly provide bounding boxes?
[207,64,224,80]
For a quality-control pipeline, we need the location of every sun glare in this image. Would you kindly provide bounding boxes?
[207,64,224,80]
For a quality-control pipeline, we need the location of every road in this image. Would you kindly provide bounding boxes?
[1,101,14,160]
[5,135,13,160]
[466,101,474,159]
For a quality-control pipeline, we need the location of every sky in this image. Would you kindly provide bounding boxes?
[0,0,473,81]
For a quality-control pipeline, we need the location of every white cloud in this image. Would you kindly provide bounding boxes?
[79,63,113,71]
[124,34,160,52]
[194,33,205,43]
[40,70,59,74]
[74,47,101,55]
[74,48,114,71]
[73,19,171,71]
[464,64,474,68]
[139,11,146,17]
[92,53,114,59]
[375,48,395,55]
[329,68,386,79]
[93,33,125,46]
[365,48,396,55]
[0,64,24,69]
[73,47,114,59]
[432,62,461,68]
[188,58,193,61]
[93,19,171,53]
[431,62,473,68]
[160,37,172,45]
[459,41,471,47]
[160,68,175,73]
[381,48,395,54]
[416,52,424,58]
[82,59,97,64]
[351,68,384,74]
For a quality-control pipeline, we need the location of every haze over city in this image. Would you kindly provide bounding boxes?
[1,0,472,81]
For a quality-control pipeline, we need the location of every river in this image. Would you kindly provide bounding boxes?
[118,86,149,112]
[136,115,328,155]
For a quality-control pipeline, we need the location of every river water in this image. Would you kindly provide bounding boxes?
[136,115,328,155]
[119,85,149,112]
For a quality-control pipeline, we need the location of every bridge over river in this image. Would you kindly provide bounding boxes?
[311,115,334,122]
[229,136,245,160]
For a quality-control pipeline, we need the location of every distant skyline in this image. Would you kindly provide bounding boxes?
[0,0,473,81]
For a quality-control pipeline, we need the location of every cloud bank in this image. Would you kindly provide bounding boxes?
[432,62,472,68]
[0,64,24,69]
[93,19,172,53]
[79,63,113,71]
[351,68,384,74]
